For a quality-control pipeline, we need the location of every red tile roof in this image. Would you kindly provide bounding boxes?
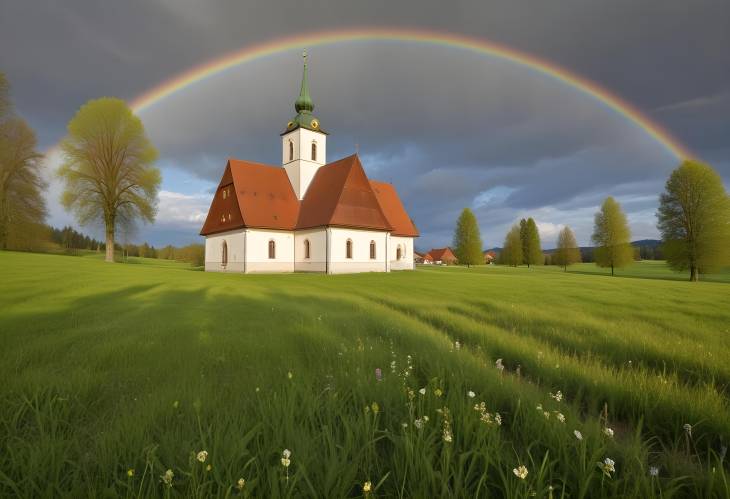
[200,154,416,237]
[370,180,419,237]
[429,247,457,262]
[297,155,391,231]
[200,159,299,235]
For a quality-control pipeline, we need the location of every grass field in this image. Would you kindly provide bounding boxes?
[1,252,728,498]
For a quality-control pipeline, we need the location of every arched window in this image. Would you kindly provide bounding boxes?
[311,141,317,161]
[346,239,353,259]
[268,240,276,259]
[369,240,376,259]
[221,240,228,266]
[304,239,310,259]
[396,245,402,260]
[289,140,294,161]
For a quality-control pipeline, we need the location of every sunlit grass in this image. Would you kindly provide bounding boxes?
[0,252,728,497]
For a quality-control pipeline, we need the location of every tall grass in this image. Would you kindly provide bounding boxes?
[0,252,728,497]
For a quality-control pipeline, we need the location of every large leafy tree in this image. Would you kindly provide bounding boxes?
[0,73,46,250]
[592,196,633,275]
[453,208,483,267]
[519,217,542,267]
[554,225,581,271]
[501,224,523,267]
[59,98,161,262]
[657,160,730,281]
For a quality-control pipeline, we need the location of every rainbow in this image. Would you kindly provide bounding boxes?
[60,27,695,159]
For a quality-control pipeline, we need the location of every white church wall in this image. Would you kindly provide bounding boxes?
[204,228,246,272]
[245,228,295,273]
[294,228,327,272]
[390,236,415,271]
[328,227,388,274]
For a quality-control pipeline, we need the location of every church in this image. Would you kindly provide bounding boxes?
[200,54,419,273]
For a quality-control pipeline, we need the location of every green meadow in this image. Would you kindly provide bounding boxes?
[1,251,729,498]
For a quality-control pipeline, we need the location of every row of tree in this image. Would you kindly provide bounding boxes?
[450,160,729,281]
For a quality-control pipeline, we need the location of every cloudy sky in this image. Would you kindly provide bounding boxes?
[1,0,728,249]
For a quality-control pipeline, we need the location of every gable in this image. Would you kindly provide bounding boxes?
[199,163,245,236]
[297,155,391,231]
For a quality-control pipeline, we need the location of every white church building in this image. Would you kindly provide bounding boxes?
[200,54,418,273]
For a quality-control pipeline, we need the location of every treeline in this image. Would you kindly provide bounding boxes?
[45,224,205,267]
[451,160,729,281]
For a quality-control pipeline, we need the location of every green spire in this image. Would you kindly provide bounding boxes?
[282,50,326,135]
[294,50,313,114]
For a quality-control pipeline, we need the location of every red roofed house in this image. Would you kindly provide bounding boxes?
[429,247,457,265]
[484,250,497,264]
[200,55,418,273]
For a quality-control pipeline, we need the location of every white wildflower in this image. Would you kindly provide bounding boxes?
[419,387,426,395]
[649,466,659,477]
[467,390,476,398]
[574,430,583,440]
[556,413,566,423]
[597,457,615,477]
[683,423,692,437]
[160,469,174,487]
[603,427,614,438]
[196,450,208,463]
[513,465,528,479]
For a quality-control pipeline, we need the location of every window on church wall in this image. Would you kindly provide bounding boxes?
[311,142,317,161]
[221,240,228,266]
[289,140,294,161]
[268,240,276,259]
[370,240,376,259]
[397,245,402,260]
[304,239,310,259]
[346,239,353,259]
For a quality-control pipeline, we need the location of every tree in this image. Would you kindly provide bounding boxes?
[592,196,633,275]
[0,73,47,251]
[657,160,730,281]
[453,208,483,267]
[59,98,161,262]
[554,226,582,271]
[519,217,542,267]
[501,224,523,267]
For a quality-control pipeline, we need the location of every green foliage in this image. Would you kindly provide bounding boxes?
[58,98,160,262]
[501,224,523,266]
[0,252,729,497]
[657,160,730,281]
[592,197,633,275]
[519,218,542,267]
[452,208,483,266]
[554,226,582,271]
[0,75,46,251]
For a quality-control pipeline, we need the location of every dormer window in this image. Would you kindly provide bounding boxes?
[311,142,317,161]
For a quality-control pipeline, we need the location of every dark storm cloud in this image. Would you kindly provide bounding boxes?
[1,0,727,248]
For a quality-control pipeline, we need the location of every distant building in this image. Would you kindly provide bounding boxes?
[428,247,457,265]
[200,54,418,273]
[414,251,434,264]
[484,250,497,264]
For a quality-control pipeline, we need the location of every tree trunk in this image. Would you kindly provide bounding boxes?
[105,230,115,262]
[611,264,614,276]
[690,266,699,282]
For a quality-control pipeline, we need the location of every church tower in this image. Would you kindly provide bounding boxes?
[281,51,327,199]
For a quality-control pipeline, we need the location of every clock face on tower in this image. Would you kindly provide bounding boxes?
[310,119,319,129]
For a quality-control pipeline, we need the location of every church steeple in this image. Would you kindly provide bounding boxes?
[294,51,314,114]
[282,50,326,135]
